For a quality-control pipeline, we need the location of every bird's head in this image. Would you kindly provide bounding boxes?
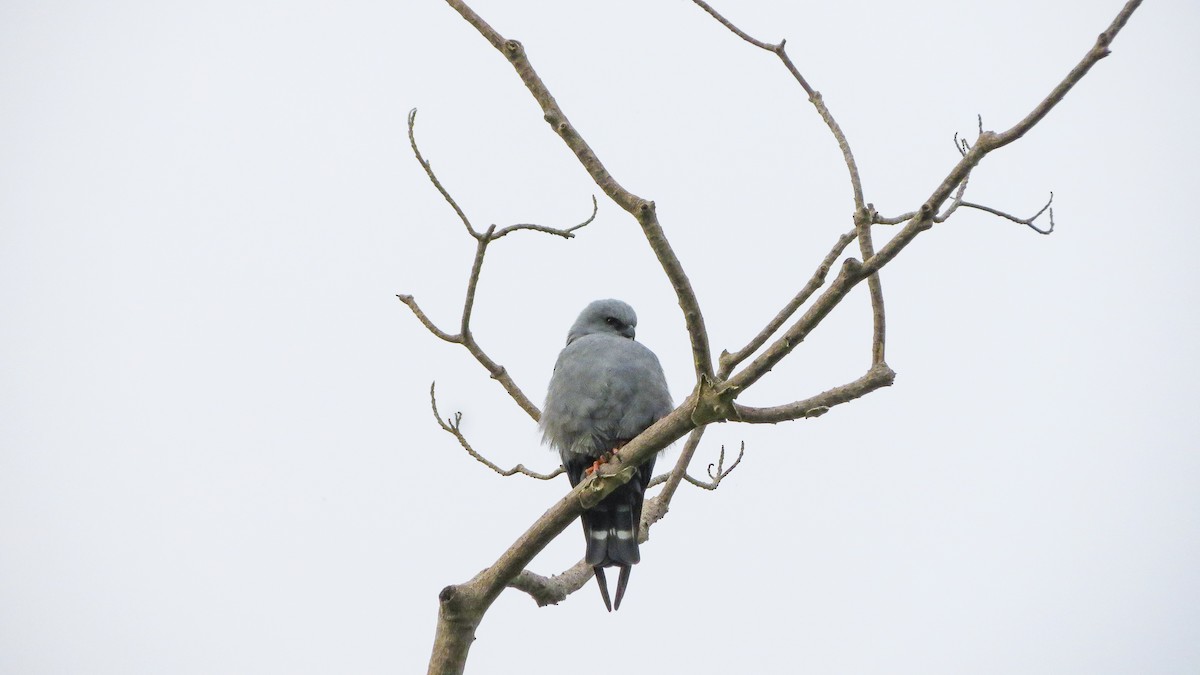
[567,298,638,343]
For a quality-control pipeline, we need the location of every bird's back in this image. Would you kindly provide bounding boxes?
[540,333,672,460]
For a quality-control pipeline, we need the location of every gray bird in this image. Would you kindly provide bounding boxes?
[540,299,673,611]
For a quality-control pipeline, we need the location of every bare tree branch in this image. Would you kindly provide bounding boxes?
[419,2,1144,673]
[933,169,974,223]
[506,560,593,607]
[402,108,597,422]
[993,3,1141,151]
[396,294,459,344]
[870,211,916,226]
[724,0,1141,398]
[492,196,598,240]
[856,206,887,366]
[443,0,716,384]
[692,0,863,209]
[509,428,739,609]
[430,383,564,480]
[642,426,707,531]
[691,1,885,366]
[733,362,897,424]
[687,441,745,490]
[960,193,1056,235]
[427,402,698,675]
[408,108,477,238]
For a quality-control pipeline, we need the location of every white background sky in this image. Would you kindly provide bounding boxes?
[2,1,1198,673]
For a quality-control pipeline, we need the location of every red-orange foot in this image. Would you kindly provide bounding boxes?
[584,449,620,476]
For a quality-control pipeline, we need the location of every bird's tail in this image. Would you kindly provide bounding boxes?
[592,564,634,612]
[581,498,641,568]
[583,498,639,612]
[579,455,654,611]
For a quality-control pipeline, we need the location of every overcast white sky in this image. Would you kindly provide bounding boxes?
[2,1,1198,673]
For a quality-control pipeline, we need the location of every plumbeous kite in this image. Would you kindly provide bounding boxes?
[540,299,673,611]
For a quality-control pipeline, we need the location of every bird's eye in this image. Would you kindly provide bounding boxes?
[605,316,621,328]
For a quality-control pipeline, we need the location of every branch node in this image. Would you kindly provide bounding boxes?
[841,257,863,277]
[681,441,745,490]
[959,191,1056,235]
[690,376,738,425]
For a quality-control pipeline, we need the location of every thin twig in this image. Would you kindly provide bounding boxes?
[641,427,706,530]
[492,196,598,240]
[643,435,744,491]
[691,0,863,211]
[408,109,479,239]
[398,287,541,420]
[960,193,1055,234]
[933,169,974,223]
[430,383,563,479]
[872,209,918,226]
[396,294,460,343]
[684,441,745,490]
[460,225,494,338]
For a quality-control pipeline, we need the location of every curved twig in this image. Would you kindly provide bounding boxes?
[960,193,1055,234]
[679,441,744,490]
[429,383,562,479]
[408,108,478,238]
[492,196,598,240]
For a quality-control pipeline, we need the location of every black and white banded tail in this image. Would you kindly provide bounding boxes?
[565,453,656,611]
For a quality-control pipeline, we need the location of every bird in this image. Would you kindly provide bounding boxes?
[539,299,673,611]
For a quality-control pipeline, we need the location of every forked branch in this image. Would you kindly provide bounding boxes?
[692,0,885,366]
[400,109,598,421]
[961,193,1055,234]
